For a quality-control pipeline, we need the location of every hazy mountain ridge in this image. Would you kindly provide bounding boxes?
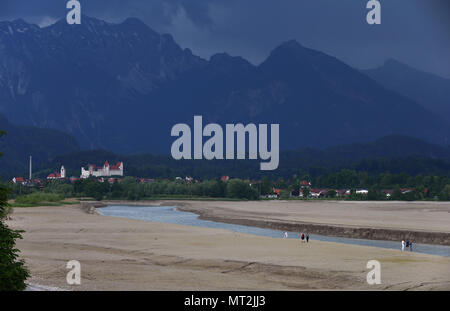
[0,16,449,154]
[1,111,448,179]
[0,114,80,178]
[363,59,450,123]
[33,135,450,180]
[283,135,450,163]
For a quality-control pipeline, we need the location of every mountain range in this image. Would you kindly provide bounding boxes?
[0,16,449,155]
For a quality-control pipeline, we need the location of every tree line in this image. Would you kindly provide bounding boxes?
[5,169,450,202]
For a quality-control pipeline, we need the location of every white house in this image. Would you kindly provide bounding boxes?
[356,189,369,195]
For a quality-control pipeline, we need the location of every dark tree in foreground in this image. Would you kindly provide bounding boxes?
[0,130,29,291]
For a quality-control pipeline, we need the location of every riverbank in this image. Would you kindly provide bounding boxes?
[7,203,450,290]
[103,199,450,246]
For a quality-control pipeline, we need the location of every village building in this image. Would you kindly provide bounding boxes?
[300,180,311,188]
[47,166,66,180]
[80,161,124,179]
[336,189,347,197]
[310,188,328,198]
[383,189,393,198]
[12,177,26,185]
[11,177,43,186]
[272,188,282,198]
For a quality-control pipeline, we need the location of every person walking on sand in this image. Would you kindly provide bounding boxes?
[284,232,288,239]
[306,234,309,243]
[401,240,405,251]
[406,239,410,250]
[301,233,305,243]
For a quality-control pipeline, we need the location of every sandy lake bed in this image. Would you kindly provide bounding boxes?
[7,200,450,291]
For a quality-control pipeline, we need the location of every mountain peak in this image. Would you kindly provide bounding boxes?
[10,18,28,26]
[278,39,303,49]
[269,40,305,55]
[51,15,110,30]
[47,15,161,42]
[260,39,318,73]
[0,19,40,34]
[210,53,250,65]
[383,58,410,70]
[384,58,400,65]
[208,53,254,74]
[264,39,309,62]
[121,17,148,28]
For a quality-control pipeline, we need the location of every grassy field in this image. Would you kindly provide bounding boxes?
[10,193,79,207]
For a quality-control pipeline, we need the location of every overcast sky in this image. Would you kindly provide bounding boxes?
[1,0,449,78]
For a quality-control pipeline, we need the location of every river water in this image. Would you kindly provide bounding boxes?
[98,205,450,257]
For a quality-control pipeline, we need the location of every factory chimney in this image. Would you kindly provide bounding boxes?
[29,155,32,181]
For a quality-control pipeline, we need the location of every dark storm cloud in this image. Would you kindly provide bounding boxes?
[0,0,449,78]
[426,0,450,27]
[0,0,211,27]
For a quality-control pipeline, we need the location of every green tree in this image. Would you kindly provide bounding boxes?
[413,186,425,200]
[260,177,271,195]
[439,185,450,201]
[403,190,416,201]
[368,186,383,201]
[110,180,124,198]
[0,130,29,290]
[274,177,287,189]
[379,173,392,188]
[279,190,291,200]
[327,189,337,198]
[302,188,310,199]
[391,185,403,200]
[226,179,258,200]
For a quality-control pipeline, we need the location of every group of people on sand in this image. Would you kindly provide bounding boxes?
[284,232,309,243]
[300,232,309,243]
[401,239,413,252]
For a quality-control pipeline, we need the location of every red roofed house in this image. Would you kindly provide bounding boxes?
[272,188,282,196]
[300,180,311,188]
[12,177,26,184]
[310,188,329,198]
[336,189,348,197]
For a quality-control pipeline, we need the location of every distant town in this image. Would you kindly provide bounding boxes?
[10,158,431,201]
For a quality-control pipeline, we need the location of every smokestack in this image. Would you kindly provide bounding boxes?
[29,155,32,181]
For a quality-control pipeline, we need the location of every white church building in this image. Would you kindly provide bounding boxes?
[47,166,66,180]
[81,161,124,179]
